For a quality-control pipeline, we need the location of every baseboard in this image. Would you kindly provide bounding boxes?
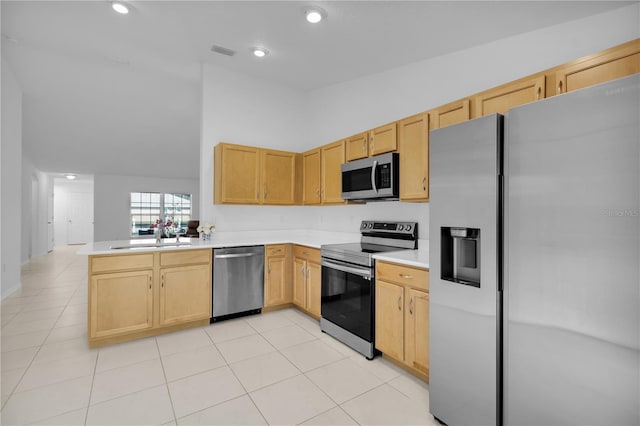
[1,280,21,300]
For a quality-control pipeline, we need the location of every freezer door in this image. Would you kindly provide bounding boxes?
[429,114,502,426]
[504,75,640,425]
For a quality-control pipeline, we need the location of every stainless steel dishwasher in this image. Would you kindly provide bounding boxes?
[211,245,264,322]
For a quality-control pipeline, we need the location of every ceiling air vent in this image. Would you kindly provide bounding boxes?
[210,45,236,57]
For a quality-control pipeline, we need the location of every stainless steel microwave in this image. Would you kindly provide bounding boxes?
[341,152,399,201]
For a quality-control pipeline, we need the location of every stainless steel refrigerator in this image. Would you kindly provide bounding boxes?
[429,74,639,425]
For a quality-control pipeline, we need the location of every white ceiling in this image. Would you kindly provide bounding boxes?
[1,1,633,180]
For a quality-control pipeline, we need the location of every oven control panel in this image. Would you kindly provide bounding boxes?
[360,221,418,236]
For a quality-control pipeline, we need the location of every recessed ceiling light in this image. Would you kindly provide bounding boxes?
[305,7,326,23]
[252,47,269,58]
[111,1,129,14]
[65,174,77,180]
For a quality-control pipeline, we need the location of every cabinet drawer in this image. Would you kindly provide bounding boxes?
[91,253,154,274]
[266,244,287,257]
[294,245,320,263]
[160,249,211,267]
[376,261,429,291]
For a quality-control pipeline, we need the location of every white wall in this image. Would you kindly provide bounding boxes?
[199,64,311,231]
[1,58,23,298]
[21,157,54,262]
[94,174,199,242]
[200,3,639,240]
[306,4,640,147]
[54,177,94,246]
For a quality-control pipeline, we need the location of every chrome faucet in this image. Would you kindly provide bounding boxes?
[155,219,164,243]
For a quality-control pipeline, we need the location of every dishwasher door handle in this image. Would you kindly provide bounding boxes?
[214,252,261,259]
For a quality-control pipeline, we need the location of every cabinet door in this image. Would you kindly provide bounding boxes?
[302,149,321,205]
[262,149,296,205]
[472,74,545,117]
[159,264,211,326]
[90,270,153,339]
[369,123,397,155]
[265,255,287,307]
[555,40,640,95]
[306,261,322,317]
[398,113,429,201]
[375,280,404,360]
[405,288,429,375]
[321,140,346,204]
[214,143,261,204]
[346,132,369,161]
[429,99,471,131]
[293,258,307,308]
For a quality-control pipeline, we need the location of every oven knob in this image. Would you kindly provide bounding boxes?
[406,225,412,232]
[368,223,373,229]
[398,225,404,231]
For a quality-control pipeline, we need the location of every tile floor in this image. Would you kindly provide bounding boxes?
[1,245,438,425]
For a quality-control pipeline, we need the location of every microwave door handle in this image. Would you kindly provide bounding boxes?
[371,160,378,193]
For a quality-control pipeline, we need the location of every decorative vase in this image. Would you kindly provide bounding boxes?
[201,232,211,241]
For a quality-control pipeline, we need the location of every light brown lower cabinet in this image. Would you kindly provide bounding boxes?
[264,244,293,308]
[88,249,212,347]
[292,245,322,318]
[375,260,429,381]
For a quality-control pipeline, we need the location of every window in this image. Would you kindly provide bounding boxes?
[130,192,192,237]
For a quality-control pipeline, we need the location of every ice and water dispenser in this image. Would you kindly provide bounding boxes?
[441,227,481,287]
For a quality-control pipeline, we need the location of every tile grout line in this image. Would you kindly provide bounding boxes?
[84,347,100,425]
[0,300,67,412]
[155,337,179,425]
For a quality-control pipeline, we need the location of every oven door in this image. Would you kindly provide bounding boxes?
[321,258,374,342]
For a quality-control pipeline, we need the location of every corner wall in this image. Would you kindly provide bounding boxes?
[200,4,640,239]
[1,58,23,298]
[94,174,199,242]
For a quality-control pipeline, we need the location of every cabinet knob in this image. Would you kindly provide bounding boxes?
[161,275,164,288]
[422,177,426,191]
[264,189,268,199]
[408,297,414,315]
[397,295,402,311]
[268,263,271,273]
[557,80,563,94]
[399,273,413,279]
[149,276,152,289]
[536,86,542,100]
[362,140,366,152]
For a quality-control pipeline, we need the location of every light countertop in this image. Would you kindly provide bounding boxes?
[77,230,430,269]
[372,245,429,269]
[77,230,360,256]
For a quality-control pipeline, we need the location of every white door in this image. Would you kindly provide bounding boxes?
[68,192,94,244]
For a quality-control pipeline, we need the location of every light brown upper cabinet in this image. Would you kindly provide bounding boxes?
[261,149,297,205]
[302,148,321,205]
[553,39,640,95]
[346,123,397,163]
[214,143,261,204]
[321,140,346,204]
[346,131,369,161]
[472,74,546,118]
[302,141,345,205]
[214,143,296,205]
[398,113,429,202]
[429,99,471,131]
[369,122,397,156]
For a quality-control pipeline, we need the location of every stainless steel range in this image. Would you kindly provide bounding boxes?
[320,221,418,359]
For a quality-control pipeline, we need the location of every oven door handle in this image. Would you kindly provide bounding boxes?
[322,259,372,280]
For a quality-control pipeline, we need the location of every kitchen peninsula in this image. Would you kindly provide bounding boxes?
[78,231,430,348]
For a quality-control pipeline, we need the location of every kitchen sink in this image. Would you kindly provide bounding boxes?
[109,242,193,250]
